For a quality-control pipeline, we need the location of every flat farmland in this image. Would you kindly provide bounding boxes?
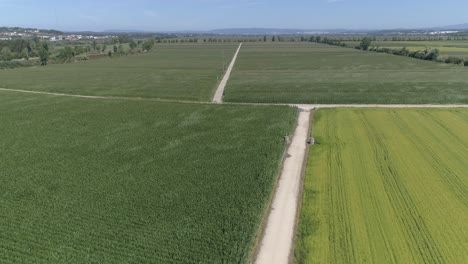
[224,42,468,104]
[0,44,237,101]
[295,108,468,264]
[0,91,297,263]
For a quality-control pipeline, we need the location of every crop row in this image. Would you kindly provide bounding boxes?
[296,108,468,263]
[0,92,297,263]
[225,43,468,104]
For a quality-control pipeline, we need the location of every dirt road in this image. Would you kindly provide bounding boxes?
[294,104,468,109]
[255,107,311,264]
[2,88,467,109]
[212,43,242,104]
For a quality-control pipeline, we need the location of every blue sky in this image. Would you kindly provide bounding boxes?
[0,0,467,31]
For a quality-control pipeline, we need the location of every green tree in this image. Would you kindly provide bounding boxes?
[58,46,75,62]
[1,47,13,61]
[38,42,49,65]
[74,45,85,55]
[21,48,29,60]
[113,45,118,53]
[360,37,372,50]
[445,56,464,65]
[425,48,440,61]
[118,44,125,55]
[129,39,137,49]
[142,38,155,51]
[28,40,36,53]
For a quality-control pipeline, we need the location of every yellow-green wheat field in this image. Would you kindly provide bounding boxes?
[295,108,468,264]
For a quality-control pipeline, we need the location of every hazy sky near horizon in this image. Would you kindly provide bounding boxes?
[0,0,467,31]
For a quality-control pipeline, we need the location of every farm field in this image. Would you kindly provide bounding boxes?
[295,108,468,264]
[0,44,237,101]
[344,40,468,59]
[224,42,468,104]
[0,91,297,263]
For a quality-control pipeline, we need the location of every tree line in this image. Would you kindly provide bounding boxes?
[362,37,468,66]
[0,37,43,61]
[308,36,468,67]
[1,36,157,69]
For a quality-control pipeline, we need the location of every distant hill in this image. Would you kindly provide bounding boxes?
[439,23,468,30]
[210,28,305,35]
[208,28,365,35]
[3,24,467,37]
[0,26,62,35]
[210,25,468,35]
[103,29,148,33]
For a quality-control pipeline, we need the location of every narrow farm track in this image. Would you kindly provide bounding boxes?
[293,104,468,109]
[0,88,205,105]
[2,88,468,109]
[255,108,311,264]
[212,43,243,103]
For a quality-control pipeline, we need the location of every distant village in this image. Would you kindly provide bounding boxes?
[0,27,115,41]
[48,35,115,42]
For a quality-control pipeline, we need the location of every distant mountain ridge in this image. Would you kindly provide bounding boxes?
[209,24,468,35]
[2,23,468,36]
[208,28,363,35]
[103,29,148,33]
[210,28,308,35]
[437,23,468,30]
[0,26,62,35]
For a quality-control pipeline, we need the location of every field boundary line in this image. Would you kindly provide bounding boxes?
[212,43,243,104]
[0,88,207,105]
[255,107,312,264]
[293,104,468,109]
[225,102,468,109]
[2,88,468,109]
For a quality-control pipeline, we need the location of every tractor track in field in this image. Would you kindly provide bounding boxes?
[0,87,206,105]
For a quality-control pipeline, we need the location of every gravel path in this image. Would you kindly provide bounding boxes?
[294,104,468,109]
[212,43,242,104]
[2,88,467,109]
[255,107,311,264]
